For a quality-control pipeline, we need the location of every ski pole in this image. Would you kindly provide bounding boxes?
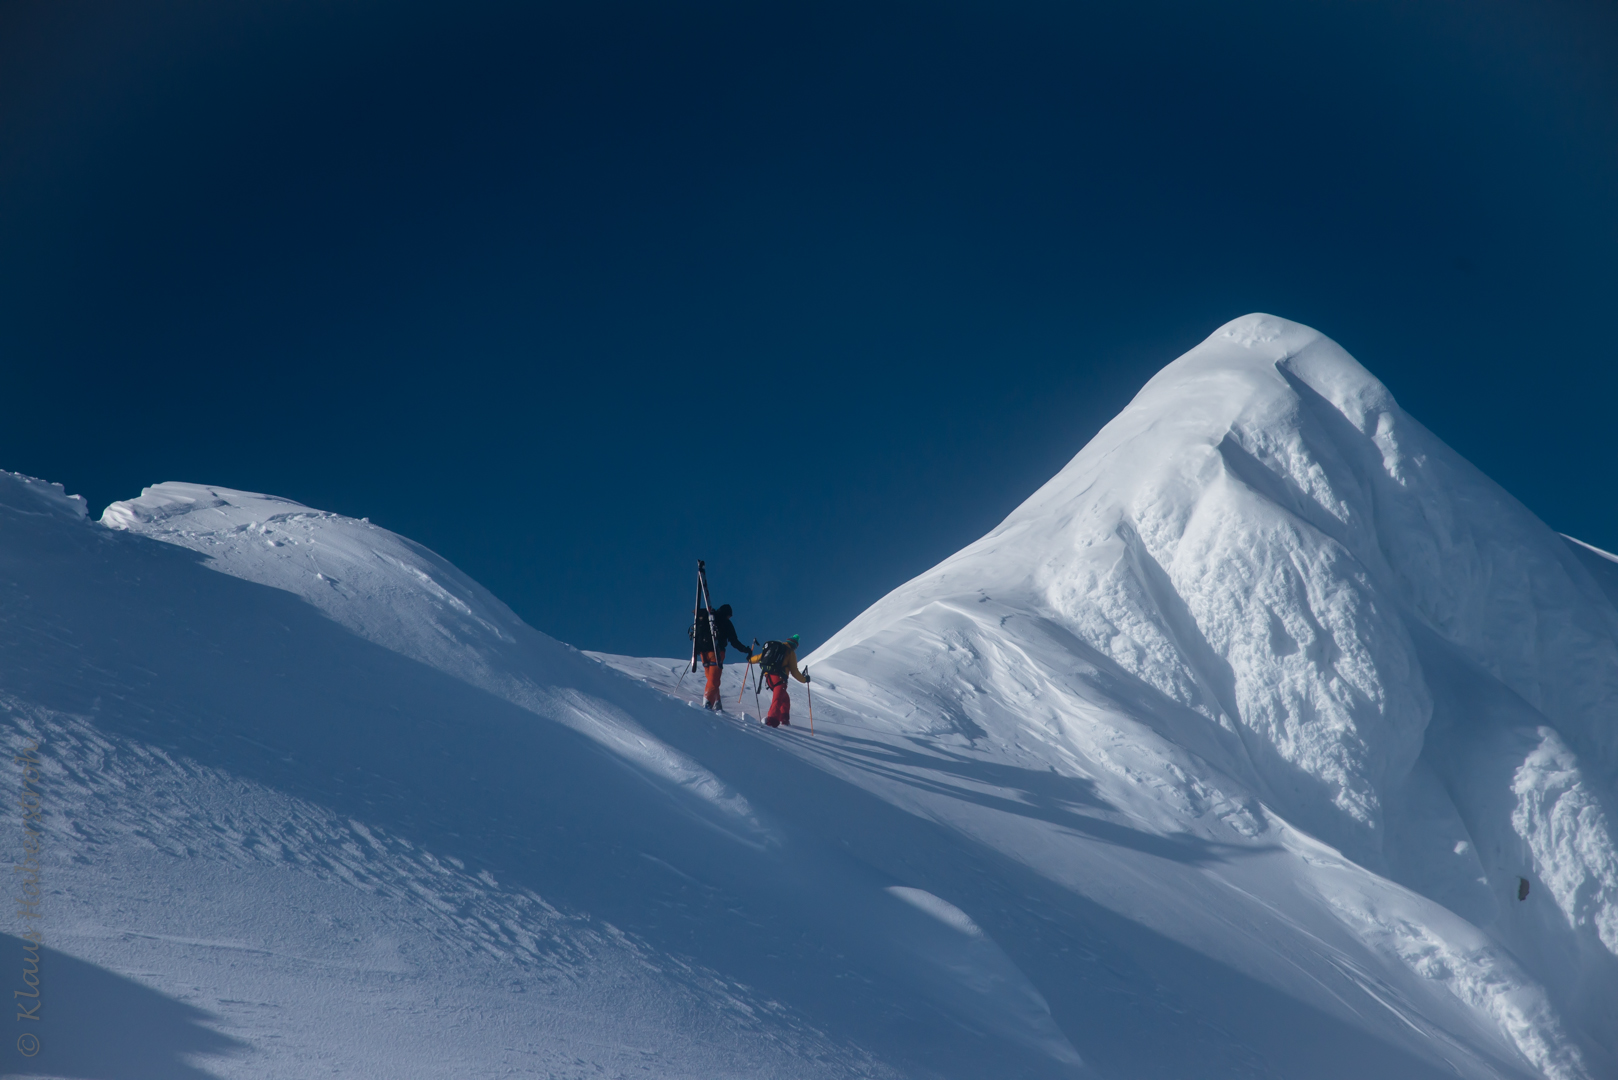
[738,638,758,705]
[676,601,699,693]
[805,665,813,735]
[676,564,704,692]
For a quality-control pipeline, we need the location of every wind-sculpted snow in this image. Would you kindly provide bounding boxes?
[5,314,1617,1079]
[1512,731,1618,955]
[811,315,1618,1076]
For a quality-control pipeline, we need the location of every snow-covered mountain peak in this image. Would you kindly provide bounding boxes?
[1137,312,1400,452]
[7,317,1617,1080]
[808,317,1618,1075]
[819,313,1617,845]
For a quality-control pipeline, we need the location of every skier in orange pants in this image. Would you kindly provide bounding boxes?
[696,604,749,710]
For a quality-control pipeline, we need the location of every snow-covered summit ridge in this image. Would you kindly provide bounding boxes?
[819,313,1618,842]
[99,480,766,838]
[102,481,524,668]
[809,315,1618,1070]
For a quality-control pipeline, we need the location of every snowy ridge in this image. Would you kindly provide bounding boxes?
[1,470,1080,1079]
[808,314,1618,1077]
[101,482,767,838]
[3,313,1616,1079]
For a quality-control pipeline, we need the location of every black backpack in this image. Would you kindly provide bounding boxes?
[757,639,789,675]
[689,613,714,651]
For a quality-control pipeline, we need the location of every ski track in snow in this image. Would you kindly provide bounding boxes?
[3,314,1617,1079]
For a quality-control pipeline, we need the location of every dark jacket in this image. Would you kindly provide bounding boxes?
[694,609,748,655]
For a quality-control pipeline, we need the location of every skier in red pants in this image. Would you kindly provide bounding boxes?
[752,635,809,727]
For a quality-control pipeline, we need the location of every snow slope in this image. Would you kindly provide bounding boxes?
[1,477,1076,1079]
[2,313,1614,1079]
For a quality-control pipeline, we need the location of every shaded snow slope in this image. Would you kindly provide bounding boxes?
[3,314,1615,1080]
[2,476,1085,1080]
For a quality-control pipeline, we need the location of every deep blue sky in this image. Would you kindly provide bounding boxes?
[3,0,1615,657]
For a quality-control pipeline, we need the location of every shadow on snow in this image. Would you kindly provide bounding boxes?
[0,510,1525,1080]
